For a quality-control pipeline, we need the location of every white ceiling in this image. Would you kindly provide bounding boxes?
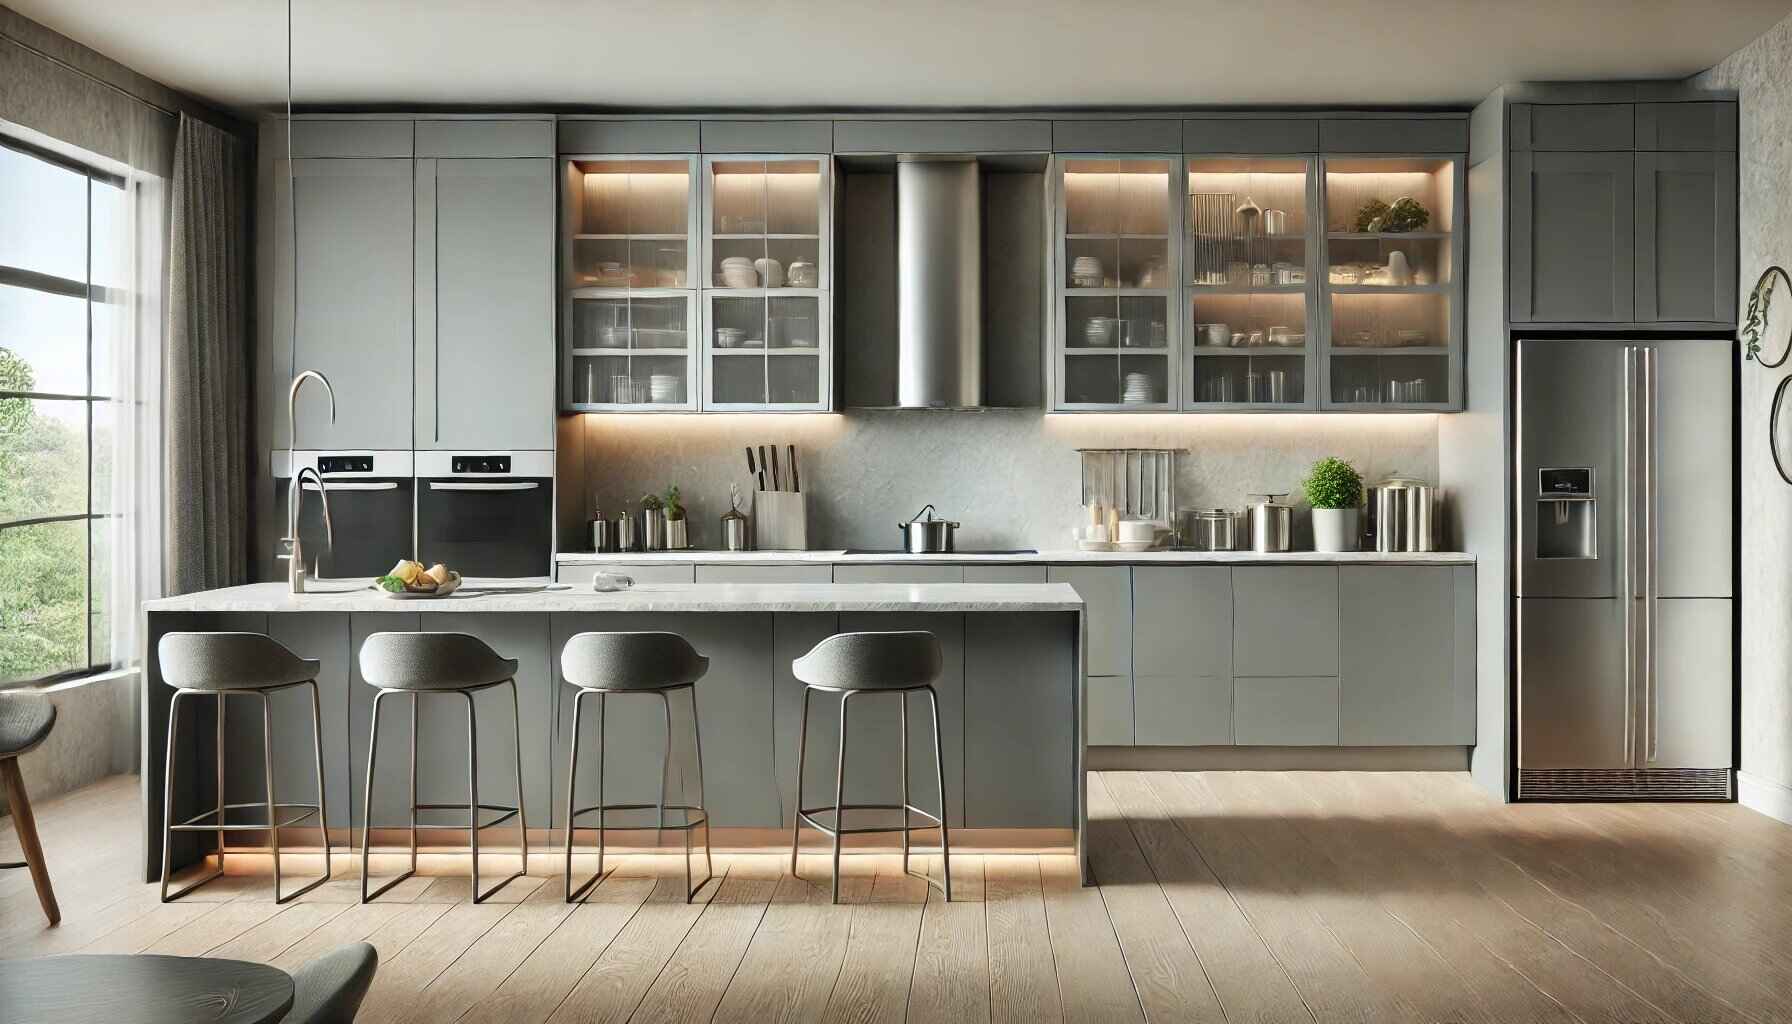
[15,0,1792,113]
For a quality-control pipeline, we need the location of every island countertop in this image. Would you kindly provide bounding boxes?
[144,579,1086,614]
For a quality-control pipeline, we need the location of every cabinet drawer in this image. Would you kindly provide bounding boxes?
[695,563,831,583]
[1048,566,1132,677]
[963,565,1048,583]
[1087,675,1134,745]
[1320,118,1466,154]
[1184,117,1317,154]
[557,120,699,154]
[556,562,696,584]
[1234,677,1338,746]
[1511,103,1634,151]
[1232,567,1338,677]
[1131,566,1230,677]
[1339,567,1466,745]
[700,120,832,153]
[833,564,964,583]
[1636,102,1737,151]
[416,120,553,157]
[1134,674,1230,746]
[1053,119,1180,153]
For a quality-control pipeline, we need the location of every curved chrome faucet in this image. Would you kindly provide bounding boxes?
[283,370,337,592]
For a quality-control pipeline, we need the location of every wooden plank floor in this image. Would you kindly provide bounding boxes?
[8,771,1792,1022]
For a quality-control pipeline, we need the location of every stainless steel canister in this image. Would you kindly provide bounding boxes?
[721,507,749,551]
[616,510,638,552]
[1247,494,1294,553]
[641,507,667,551]
[1178,507,1242,551]
[1366,476,1439,552]
[591,511,616,553]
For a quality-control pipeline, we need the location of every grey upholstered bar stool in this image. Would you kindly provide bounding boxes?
[790,630,951,903]
[358,632,528,903]
[560,631,713,903]
[156,632,331,903]
[1,693,60,923]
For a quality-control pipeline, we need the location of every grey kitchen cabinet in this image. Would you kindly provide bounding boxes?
[288,119,413,158]
[415,120,553,158]
[1234,677,1339,745]
[832,564,964,583]
[1232,566,1339,678]
[963,565,1048,583]
[414,157,555,451]
[1636,150,1737,325]
[1509,103,1635,151]
[1183,117,1317,154]
[1650,598,1733,769]
[556,562,697,585]
[1320,118,1467,154]
[557,120,700,154]
[1047,566,1131,677]
[1132,567,1232,745]
[281,158,415,449]
[694,563,832,583]
[1636,102,1737,151]
[700,120,832,154]
[1510,150,1636,324]
[1338,566,1473,745]
[1053,119,1180,153]
[832,119,1051,154]
[964,612,1078,826]
[1086,675,1134,745]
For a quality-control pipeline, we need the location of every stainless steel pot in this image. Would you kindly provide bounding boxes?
[1247,493,1294,553]
[1178,507,1242,551]
[899,504,960,554]
[1366,476,1439,552]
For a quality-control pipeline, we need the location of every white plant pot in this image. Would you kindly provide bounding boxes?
[1312,507,1359,553]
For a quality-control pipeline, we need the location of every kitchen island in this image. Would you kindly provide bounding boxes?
[141,580,1087,881]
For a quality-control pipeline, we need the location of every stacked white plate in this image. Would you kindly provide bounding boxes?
[719,256,759,289]
[1071,255,1104,288]
[1122,372,1154,404]
[649,374,680,403]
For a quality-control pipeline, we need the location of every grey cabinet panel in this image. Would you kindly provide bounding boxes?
[1131,566,1230,677]
[695,564,832,583]
[416,158,555,450]
[1650,598,1732,769]
[1234,677,1339,745]
[833,564,964,583]
[1233,567,1339,678]
[1086,676,1133,745]
[963,565,1048,583]
[1636,151,1737,325]
[1510,103,1634,151]
[221,614,352,828]
[833,119,1050,154]
[1320,118,1467,154]
[965,613,1076,826]
[289,120,412,158]
[1453,566,1477,743]
[283,158,414,449]
[1183,117,1317,154]
[415,120,553,157]
[1047,566,1131,677]
[1636,102,1737,151]
[556,562,696,584]
[700,120,832,153]
[1134,674,1230,746]
[1339,567,1467,745]
[1510,150,1636,323]
[1053,119,1180,153]
[557,120,700,154]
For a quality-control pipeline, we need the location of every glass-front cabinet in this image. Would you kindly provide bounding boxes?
[701,156,831,410]
[561,156,700,410]
[1319,156,1463,409]
[1053,157,1180,409]
[1183,156,1317,410]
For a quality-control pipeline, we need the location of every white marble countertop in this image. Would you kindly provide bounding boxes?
[144,580,1086,614]
[555,548,1476,566]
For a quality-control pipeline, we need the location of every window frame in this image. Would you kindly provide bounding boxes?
[0,134,129,688]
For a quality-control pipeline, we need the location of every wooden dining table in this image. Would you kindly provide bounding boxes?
[0,954,294,1024]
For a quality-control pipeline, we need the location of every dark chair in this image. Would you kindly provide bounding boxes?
[283,942,379,1023]
[0,692,60,924]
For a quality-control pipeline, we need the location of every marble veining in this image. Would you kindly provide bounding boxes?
[555,549,1475,566]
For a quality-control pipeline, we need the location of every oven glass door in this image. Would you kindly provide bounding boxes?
[277,478,415,580]
[416,478,552,578]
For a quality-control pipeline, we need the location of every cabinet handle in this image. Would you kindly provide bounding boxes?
[427,481,540,492]
[301,481,398,491]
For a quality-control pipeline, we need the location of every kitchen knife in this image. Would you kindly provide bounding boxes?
[746,446,757,485]
[770,446,782,491]
[788,444,800,493]
[758,445,769,491]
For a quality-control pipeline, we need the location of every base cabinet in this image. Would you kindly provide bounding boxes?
[1339,566,1475,745]
[1233,677,1339,745]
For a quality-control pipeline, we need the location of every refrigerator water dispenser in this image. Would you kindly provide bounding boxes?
[1536,467,1596,559]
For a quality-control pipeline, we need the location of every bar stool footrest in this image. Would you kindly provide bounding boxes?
[797,803,944,837]
[172,802,321,831]
[567,803,709,832]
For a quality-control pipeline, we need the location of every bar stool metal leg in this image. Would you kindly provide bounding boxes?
[831,691,852,905]
[509,680,529,880]
[466,685,526,905]
[790,688,810,877]
[305,680,333,894]
[596,693,606,880]
[899,694,910,875]
[160,691,222,902]
[564,689,584,902]
[361,689,413,902]
[408,693,419,879]
[689,685,713,884]
[926,686,952,902]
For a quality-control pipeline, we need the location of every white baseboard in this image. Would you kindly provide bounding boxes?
[1738,770,1792,826]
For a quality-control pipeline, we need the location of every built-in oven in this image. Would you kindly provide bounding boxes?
[273,450,415,580]
[414,451,553,578]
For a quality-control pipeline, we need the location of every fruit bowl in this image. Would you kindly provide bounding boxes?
[374,560,462,599]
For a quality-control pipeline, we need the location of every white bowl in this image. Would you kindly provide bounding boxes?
[1116,541,1155,552]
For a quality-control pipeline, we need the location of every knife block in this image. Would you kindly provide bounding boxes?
[752,491,808,551]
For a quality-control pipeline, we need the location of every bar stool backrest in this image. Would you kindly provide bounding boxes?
[158,632,318,691]
[560,632,709,691]
[358,632,518,691]
[792,630,942,690]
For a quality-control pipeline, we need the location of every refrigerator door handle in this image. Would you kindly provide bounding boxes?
[1621,345,1636,767]
[1645,346,1660,763]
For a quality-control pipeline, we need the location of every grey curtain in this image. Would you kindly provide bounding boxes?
[165,113,250,594]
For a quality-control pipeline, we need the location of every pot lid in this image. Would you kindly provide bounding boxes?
[1246,492,1291,506]
[1373,475,1432,490]
[1185,507,1237,519]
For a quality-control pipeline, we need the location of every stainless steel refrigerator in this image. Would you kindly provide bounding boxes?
[1516,338,1734,800]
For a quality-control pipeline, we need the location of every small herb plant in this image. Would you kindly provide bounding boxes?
[1302,457,1363,510]
[639,493,663,512]
[663,485,685,522]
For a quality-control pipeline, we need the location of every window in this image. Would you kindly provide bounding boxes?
[0,137,129,685]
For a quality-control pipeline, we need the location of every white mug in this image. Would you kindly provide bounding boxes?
[753,257,784,288]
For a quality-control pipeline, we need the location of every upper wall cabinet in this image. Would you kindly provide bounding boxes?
[1509,99,1737,328]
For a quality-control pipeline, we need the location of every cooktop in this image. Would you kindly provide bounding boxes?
[842,549,1038,556]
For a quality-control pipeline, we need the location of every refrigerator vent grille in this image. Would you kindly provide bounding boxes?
[1519,768,1733,802]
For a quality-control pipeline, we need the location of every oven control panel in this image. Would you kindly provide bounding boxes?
[318,454,375,474]
[451,455,511,474]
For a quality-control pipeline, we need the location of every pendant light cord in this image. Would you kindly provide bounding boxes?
[286,0,297,396]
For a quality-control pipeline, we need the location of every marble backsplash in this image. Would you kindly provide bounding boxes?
[559,411,1440,552]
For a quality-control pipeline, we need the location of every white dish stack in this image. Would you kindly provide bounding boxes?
[719,256,759,288]
[649,374,680,403]
[1122,372,1154,404]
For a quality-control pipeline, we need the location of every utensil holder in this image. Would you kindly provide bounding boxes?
[752,491,807,551]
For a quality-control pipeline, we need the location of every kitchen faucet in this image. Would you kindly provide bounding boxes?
[282,370,336,592]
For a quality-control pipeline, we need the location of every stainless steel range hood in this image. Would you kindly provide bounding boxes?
[896,159,983,409]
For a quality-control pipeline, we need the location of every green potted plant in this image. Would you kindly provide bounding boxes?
[663,485,687,550]
[1302,457,1363,552]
